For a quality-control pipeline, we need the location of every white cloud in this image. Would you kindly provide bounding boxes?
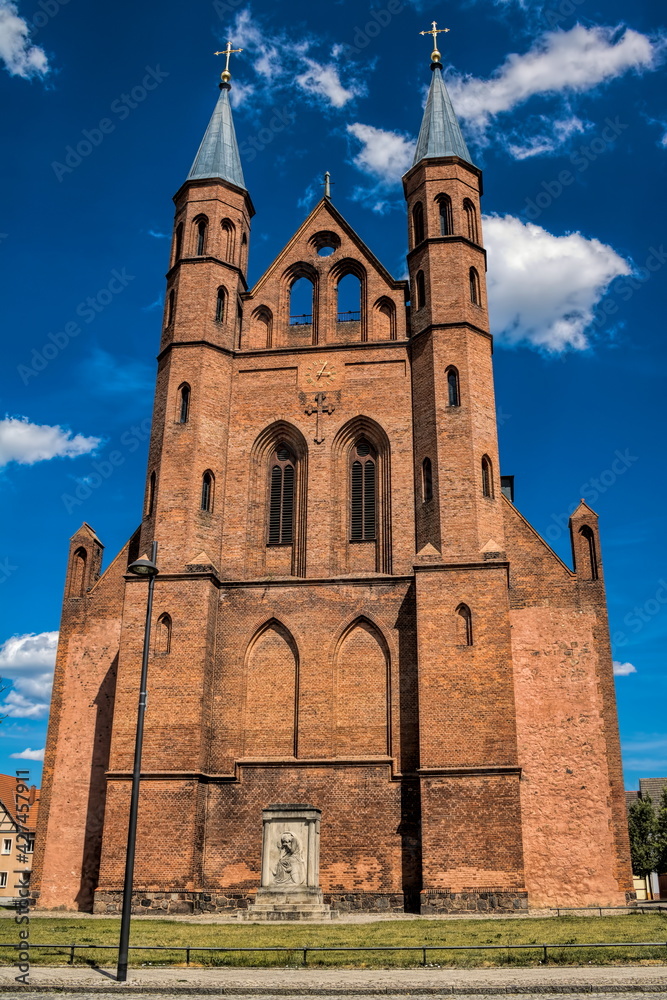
[452,25,658,126]
[0,417,100,468]
[614,660,638,676]
[0,631,57,719]
[0,0,49,79]
[347,123,416,185]
[228,9,363,111]
[449,25,661,145]
[295,59,361,109]
[507,115,587,160]
[10,747,44,761]
[483,214,632,352]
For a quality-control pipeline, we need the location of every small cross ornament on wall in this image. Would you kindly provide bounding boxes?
[305,392,335,444]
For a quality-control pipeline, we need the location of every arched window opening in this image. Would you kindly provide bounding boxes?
[416,270,426,310]
[579,525,599,581]
[456,604,473,646]
[195,216,208,256]
[464,199,479,244]
[470,267,481,306]
[350,439,377,542]
[438,195,453,236]
[156,613,172,655]
[201,471,214,512]
[215,286,226,324]
[289,276,314,325]
[337,272,361,323]
[268,445,295,545]
[412,201,425,246]
[447,366,460,406]
[69,547,87,598]
[236,302,243,347]
[481,455,494,499]
[220,218,236,261]
[173,223,183,263]
[147,471,156,516]
[253,307,273,348]
[422,457,433,503]
[166,289,175,327]
[375,297,396,340]
[178,383,190,424]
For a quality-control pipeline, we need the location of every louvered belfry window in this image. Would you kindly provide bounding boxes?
[268,445,295,545]
[350,439,377,541]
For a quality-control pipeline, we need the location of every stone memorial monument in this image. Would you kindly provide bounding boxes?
[239,804,336,920]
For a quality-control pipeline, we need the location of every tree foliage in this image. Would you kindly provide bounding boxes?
[656,787,667,875]
[628,795,659,877]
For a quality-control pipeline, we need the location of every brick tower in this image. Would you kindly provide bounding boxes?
[33,45,633,915]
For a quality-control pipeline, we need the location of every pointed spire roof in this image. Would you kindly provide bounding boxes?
[413,65,474,167]
[187,83,246,190]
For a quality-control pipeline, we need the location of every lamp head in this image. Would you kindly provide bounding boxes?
[128,555,159,578]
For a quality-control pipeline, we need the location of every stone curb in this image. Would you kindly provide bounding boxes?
[3,988,667,995]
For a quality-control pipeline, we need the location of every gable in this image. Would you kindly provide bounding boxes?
[239,199,409,350]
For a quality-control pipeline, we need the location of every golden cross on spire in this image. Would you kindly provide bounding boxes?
[214,40,243,85]
[419,20,450,65]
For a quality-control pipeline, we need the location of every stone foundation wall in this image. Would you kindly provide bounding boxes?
[92,889,409,915]
[420,890,529,914]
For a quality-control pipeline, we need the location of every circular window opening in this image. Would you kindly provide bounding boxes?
[309,230,341,256]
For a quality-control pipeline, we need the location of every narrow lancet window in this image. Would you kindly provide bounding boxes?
[201,471,214,512]
[464,199,479,243]
[481,455,493,498]
[147,471,156,516]
[579,525,599,580]
[350,439,377,541]
[178,384,190,424]
[438,195,453,236]
[416,270,426,310]
[268,445,295,545]
[412,202,425,246]
[156,613,172,655]
[216,286,226,323]
[422,458,433,503]
[447,366,460,406]
[196,217,208,256]
[456,604,473,646]
[470,267,481,305]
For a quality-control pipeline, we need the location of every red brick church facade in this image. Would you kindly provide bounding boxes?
[33,54,633,914]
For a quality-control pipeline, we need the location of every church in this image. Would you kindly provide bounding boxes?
[33,35,633,914]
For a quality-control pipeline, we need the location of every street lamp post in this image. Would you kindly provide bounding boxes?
[117,540,159,983]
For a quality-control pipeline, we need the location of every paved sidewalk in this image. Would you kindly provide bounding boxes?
[2,965,667,993]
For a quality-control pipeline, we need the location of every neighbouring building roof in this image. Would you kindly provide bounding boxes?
[187,84,246,190]
[639,777,667,813]
[413,65,474,167]
[0,773,39,831]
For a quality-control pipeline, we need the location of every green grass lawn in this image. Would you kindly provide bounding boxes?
[1,913,666,968]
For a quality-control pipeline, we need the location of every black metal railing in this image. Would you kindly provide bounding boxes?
[289,313,312,325]
[3,939,667,967]
[551,905,667,917]
[337,310,360,322]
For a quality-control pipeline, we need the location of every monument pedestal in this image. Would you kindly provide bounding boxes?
[238,804,337,921]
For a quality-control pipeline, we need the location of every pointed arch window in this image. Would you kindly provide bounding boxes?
[173,223,183,263]
[166,289,175,327]
[220,218,236,261]
[201,471,214,512]
[146,471,156,516]
[456,604,473,646]
[464,199,479,244]
[350,439,377,542]
[268,445,295,545]
[447,366,460,406]
[178,383,190,424]
[156,613,172,655]
[481,455,494,499]
[412,201,425,246]
[438,194,453,236]
[416,270,426,310]
[69,547,87,598]
[579,525,599,581]
[215,286,226,323]
[195,216,208,256]
[470,267,481,306]
[422,457,433,503]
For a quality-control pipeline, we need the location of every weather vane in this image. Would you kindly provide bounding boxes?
[419,20,450,65]
[214,40,243,85]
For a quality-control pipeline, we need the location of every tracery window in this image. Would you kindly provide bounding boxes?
[268,445,295,545]
[350,439,377,541]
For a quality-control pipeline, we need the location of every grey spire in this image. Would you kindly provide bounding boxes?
[187,84,246,190]
[413,65,474,167]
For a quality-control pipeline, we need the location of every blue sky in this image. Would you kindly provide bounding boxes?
[0,0,665,789]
